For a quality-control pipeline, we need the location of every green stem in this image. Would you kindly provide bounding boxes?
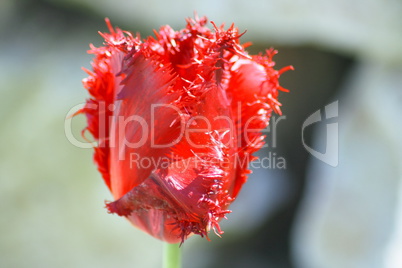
[163,243,181,268]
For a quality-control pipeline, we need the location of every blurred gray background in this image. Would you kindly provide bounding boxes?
[1,0,401,267]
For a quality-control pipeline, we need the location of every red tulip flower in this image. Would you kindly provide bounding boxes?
[80,16,292,244]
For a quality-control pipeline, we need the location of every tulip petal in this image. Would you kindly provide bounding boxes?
[227,51,291,198]
[109,51,184,199]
